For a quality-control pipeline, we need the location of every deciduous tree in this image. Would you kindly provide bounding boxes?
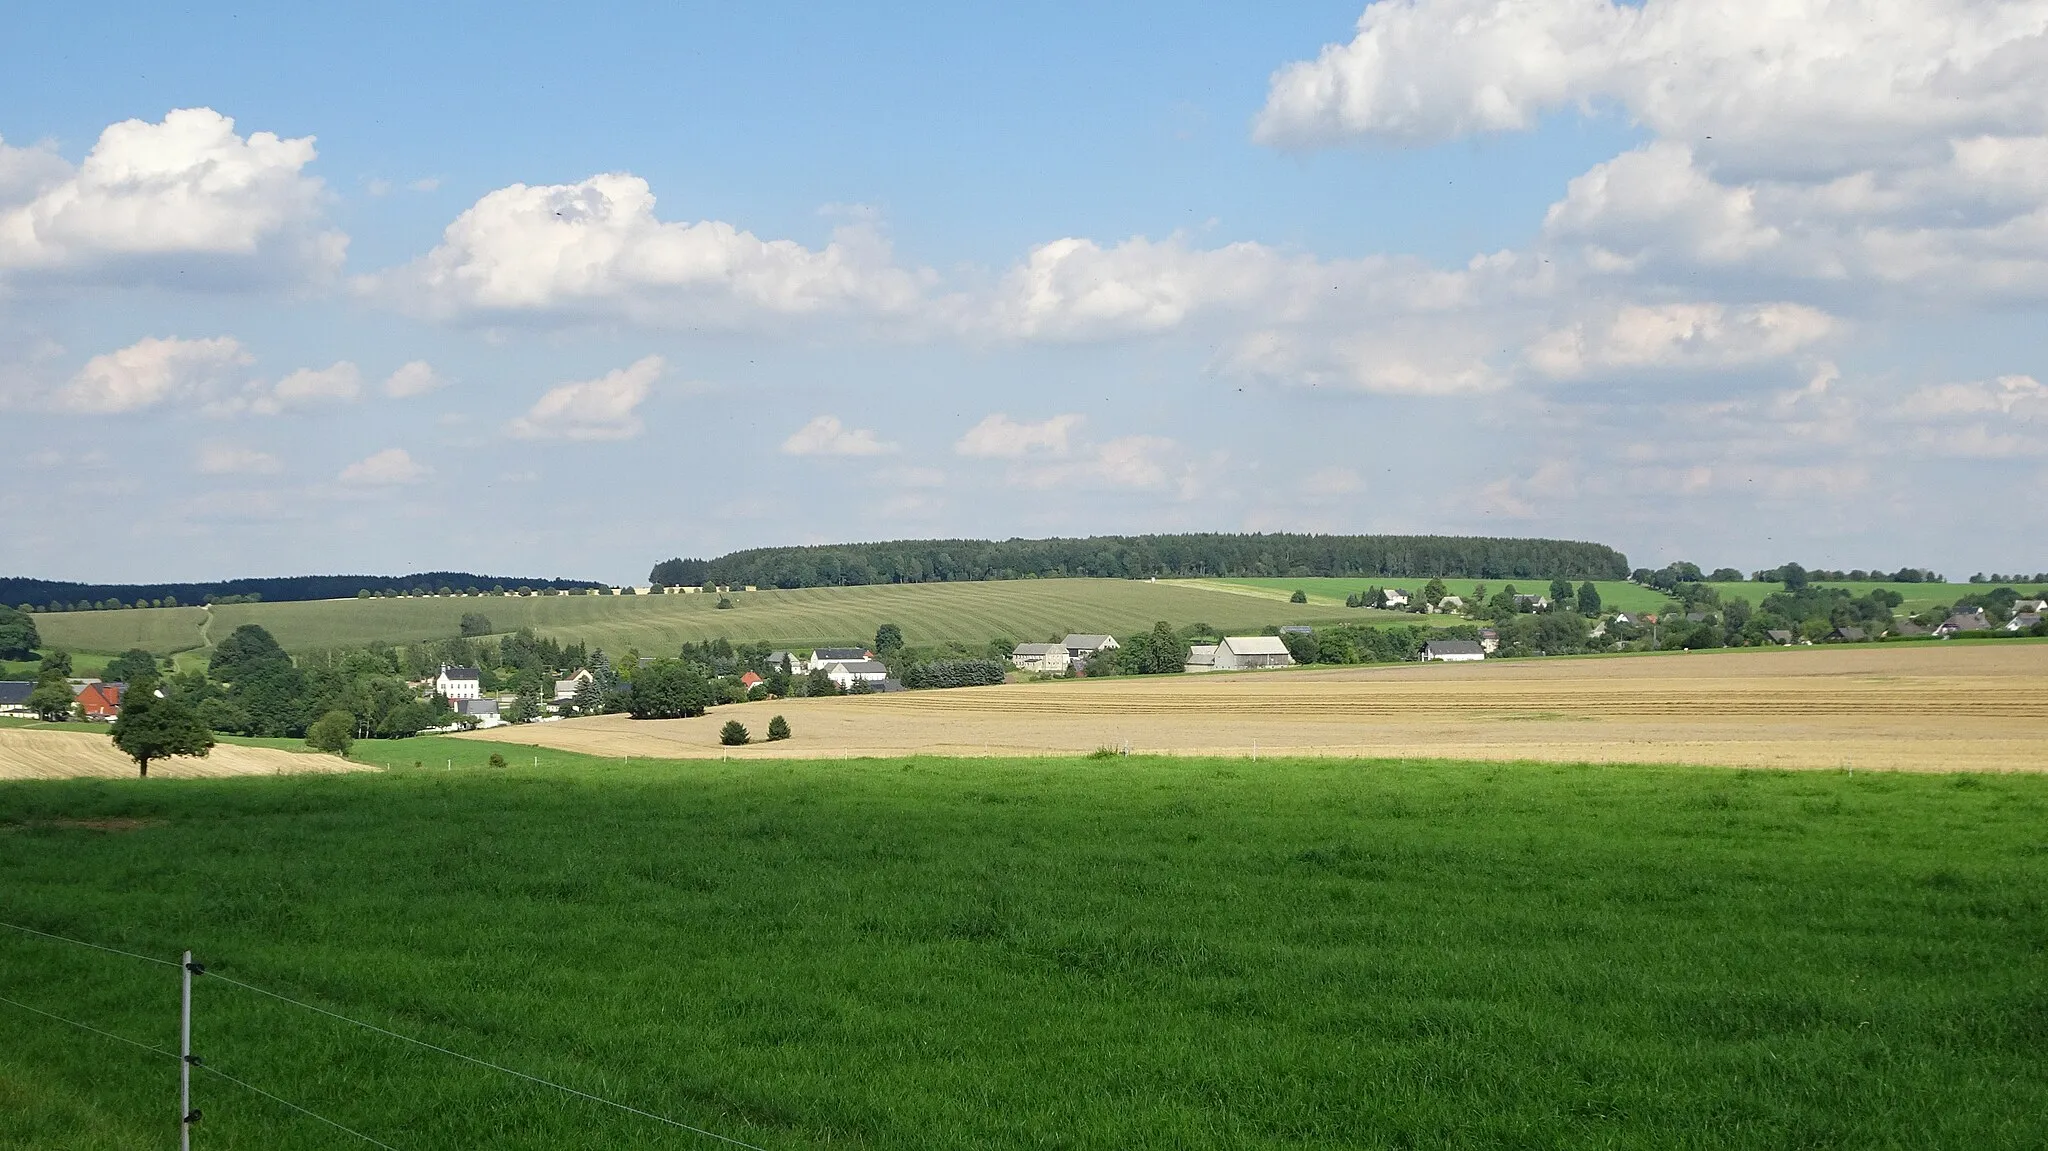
[110,691,214,777]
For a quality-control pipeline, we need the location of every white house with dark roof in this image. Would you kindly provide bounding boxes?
[825,659,889,690]
[0,681,34,716]
[1934,613,1990,637]
[810,647,872,667]
[1422,639,1486,662]
[435,665,482,701]
[2008,613,2043,632]
[1010,643,1071,674]
[1063,634,1119,663]
[1209,636,1294,671]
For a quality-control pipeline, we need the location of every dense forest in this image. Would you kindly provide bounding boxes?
[652,534,1631,589]
[2,572,604,613]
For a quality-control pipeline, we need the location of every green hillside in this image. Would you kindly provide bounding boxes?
[30,579,1420,658]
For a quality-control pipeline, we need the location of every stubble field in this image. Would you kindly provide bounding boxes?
[0,729,364,780]
[465,642,2048,772]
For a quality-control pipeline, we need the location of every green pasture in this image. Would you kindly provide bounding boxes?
[4,745,2045,1149]
[1199,577,2013,617]
[29,579,1399,658]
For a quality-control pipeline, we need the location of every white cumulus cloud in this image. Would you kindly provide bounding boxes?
[954,413,1083,457]
[0,107,342,283]
[1525,303,1838,378]
[338,447,429,486]
[507,355,661,441]
[373,172,927,325]
[55,335,251,413]
[781,415,895,457]
[382,360,444,398]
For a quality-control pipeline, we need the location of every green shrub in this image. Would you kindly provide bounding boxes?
[487,752,507,768]
[766,715,791,741]
[1289,589,1307,604]
[305,710,356,757]
[719,720,751,746]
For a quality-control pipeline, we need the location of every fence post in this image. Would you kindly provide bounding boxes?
[180,949,194,1151]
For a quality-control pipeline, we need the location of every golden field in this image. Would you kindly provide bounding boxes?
[461,642,2048,772]
[0,729,367,780]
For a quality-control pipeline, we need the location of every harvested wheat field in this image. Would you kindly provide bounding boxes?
[463,643,2048,772]
[0,729,368,780]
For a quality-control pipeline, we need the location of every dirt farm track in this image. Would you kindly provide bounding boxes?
[466,642,2048,772]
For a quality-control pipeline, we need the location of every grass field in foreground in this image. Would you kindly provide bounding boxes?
[1197,577,2022,617]
[5,747,2046,1149]
[28,579,1412,658]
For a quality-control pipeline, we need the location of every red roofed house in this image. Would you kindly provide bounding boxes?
[739,671,764,691]
[76,682,125,720]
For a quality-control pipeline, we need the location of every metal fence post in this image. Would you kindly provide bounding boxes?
[180,949,193,1151]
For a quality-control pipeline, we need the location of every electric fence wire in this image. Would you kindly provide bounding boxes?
[0,992,397,1148]
[0,919,181,967]
[205,969,771,1151]
[3,919,771,1150]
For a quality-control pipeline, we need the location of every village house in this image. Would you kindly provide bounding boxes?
[825,659,890,691]
[767,650,800,674]
[1515,594,1551,612]
[2007,613,2043,632]
[739,671,765,691]
[1830,626,1867,642]
[810,648,872,666]
[1421,639,1486,662]
[552,668,595,702]
[1063,634,1120,665]
[2013,598,2048,615]
[0,681,34,716]
[1478,628,1500,654]
[1611,612,1640,627]
[1009,642,1071,674]
[1435,595,1464,612]
[1766,629,1795,645]
[1891,621,1931,637]
[1934,613,1990,637]
[1379,588,1410,609]
[76,681,124,720]
[435,665,483,701]
[1183,644,1219,673]
[1207,636,1294,671]
[456,698,501,725]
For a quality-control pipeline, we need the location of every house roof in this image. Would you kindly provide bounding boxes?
[1424,640,1485,656]
[1939,614,1989,631]
[439,665,482,680]
[2013,613,2042,628]
[1063,634,1116,650]
[1834,626,1866,640]
[1186,644,1218,663]
[1012,643,1063,656]
[459,698,498,715]
[812,648,870,662]
[1766,629,1794,641]
[76,682,124,710]
[830,659,888,675]
[1278,625,1314,634]
[739,671,763,686]
[1219,636,1291,656]
[0,681,34,706]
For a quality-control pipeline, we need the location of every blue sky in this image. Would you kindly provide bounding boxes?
[4,0,2044,584]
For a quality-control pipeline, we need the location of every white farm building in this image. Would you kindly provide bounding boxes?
[1189,636,1295,672]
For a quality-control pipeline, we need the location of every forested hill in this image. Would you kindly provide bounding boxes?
[653,534,1631,589]
[3,572,604,611]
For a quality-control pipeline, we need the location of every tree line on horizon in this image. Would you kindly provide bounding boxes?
[650,533,1635,589]
[2,572,605,614]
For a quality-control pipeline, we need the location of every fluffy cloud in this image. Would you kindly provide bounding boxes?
[382,360,443,398]
[375,173,927,324]
[0,108,341,282]
[781,415,895,457]
[507,355,661,441]
[338,447,429,486]
[954,413,1082,457]
[54,335,250,413]
[195,443,282,475]
[253,362,362,414]
[1890,374,2048,457]
[1262,2,2048,301]
[1256,0,2048,177]
[1525,302,1837,378]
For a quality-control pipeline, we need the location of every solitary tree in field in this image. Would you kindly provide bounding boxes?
[306,710,356,757]
[767,715,791,741]
[0,605,38,660]
[459,612,494,637]
[111,691,215,777]
[1289,589,1308,604]
[719,720,751,746]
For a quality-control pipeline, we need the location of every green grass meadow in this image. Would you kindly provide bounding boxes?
[1201,577,2014,617]
[28,579,1396,660]
[4,745,2045,1148]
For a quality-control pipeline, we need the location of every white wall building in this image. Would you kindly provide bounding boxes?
[1209,636,1294,671]
[1183,644,1219,673]
[1063,634,1120,663]
[435,665,482,701]
[1421,640,1486,662]
[1010,643,1071,674]
[826,660,890,690]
